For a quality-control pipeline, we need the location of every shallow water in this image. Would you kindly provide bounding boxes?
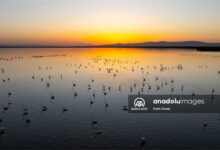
[0,48,220,149]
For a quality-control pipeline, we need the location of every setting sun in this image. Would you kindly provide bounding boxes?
[0,0,220,45]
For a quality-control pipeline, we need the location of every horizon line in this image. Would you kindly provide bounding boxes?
[1,40,220,47]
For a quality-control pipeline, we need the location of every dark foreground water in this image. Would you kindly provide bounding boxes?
[0,48,220,149]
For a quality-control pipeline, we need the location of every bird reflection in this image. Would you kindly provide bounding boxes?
[0,51,219,140]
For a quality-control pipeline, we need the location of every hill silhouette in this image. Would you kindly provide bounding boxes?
[101,41,220,47]
[0,41,220,51]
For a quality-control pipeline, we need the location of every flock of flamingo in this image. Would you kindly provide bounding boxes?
[0,52,220,147]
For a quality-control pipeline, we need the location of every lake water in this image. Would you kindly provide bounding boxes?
[0,48,220,149]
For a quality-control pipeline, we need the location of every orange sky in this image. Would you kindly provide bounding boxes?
[0,0,220,45]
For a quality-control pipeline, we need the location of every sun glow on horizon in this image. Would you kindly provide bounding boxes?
[0,0,220,45]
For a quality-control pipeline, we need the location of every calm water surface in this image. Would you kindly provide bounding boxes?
[0,48,220,149]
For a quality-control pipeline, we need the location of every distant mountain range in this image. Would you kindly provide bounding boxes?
[0,41,220,50]
[100,41,220,47]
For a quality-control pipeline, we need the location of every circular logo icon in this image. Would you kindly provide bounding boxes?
[134,97,145,107]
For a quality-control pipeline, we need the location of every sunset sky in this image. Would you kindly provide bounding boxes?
[0,0,220,45]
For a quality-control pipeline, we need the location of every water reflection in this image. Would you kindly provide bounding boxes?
[0,48,220,149]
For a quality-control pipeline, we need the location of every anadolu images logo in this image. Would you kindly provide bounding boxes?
[134,97,146,107]
[129,96,148,112]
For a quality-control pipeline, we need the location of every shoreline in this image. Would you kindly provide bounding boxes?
[0,46,220,51]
